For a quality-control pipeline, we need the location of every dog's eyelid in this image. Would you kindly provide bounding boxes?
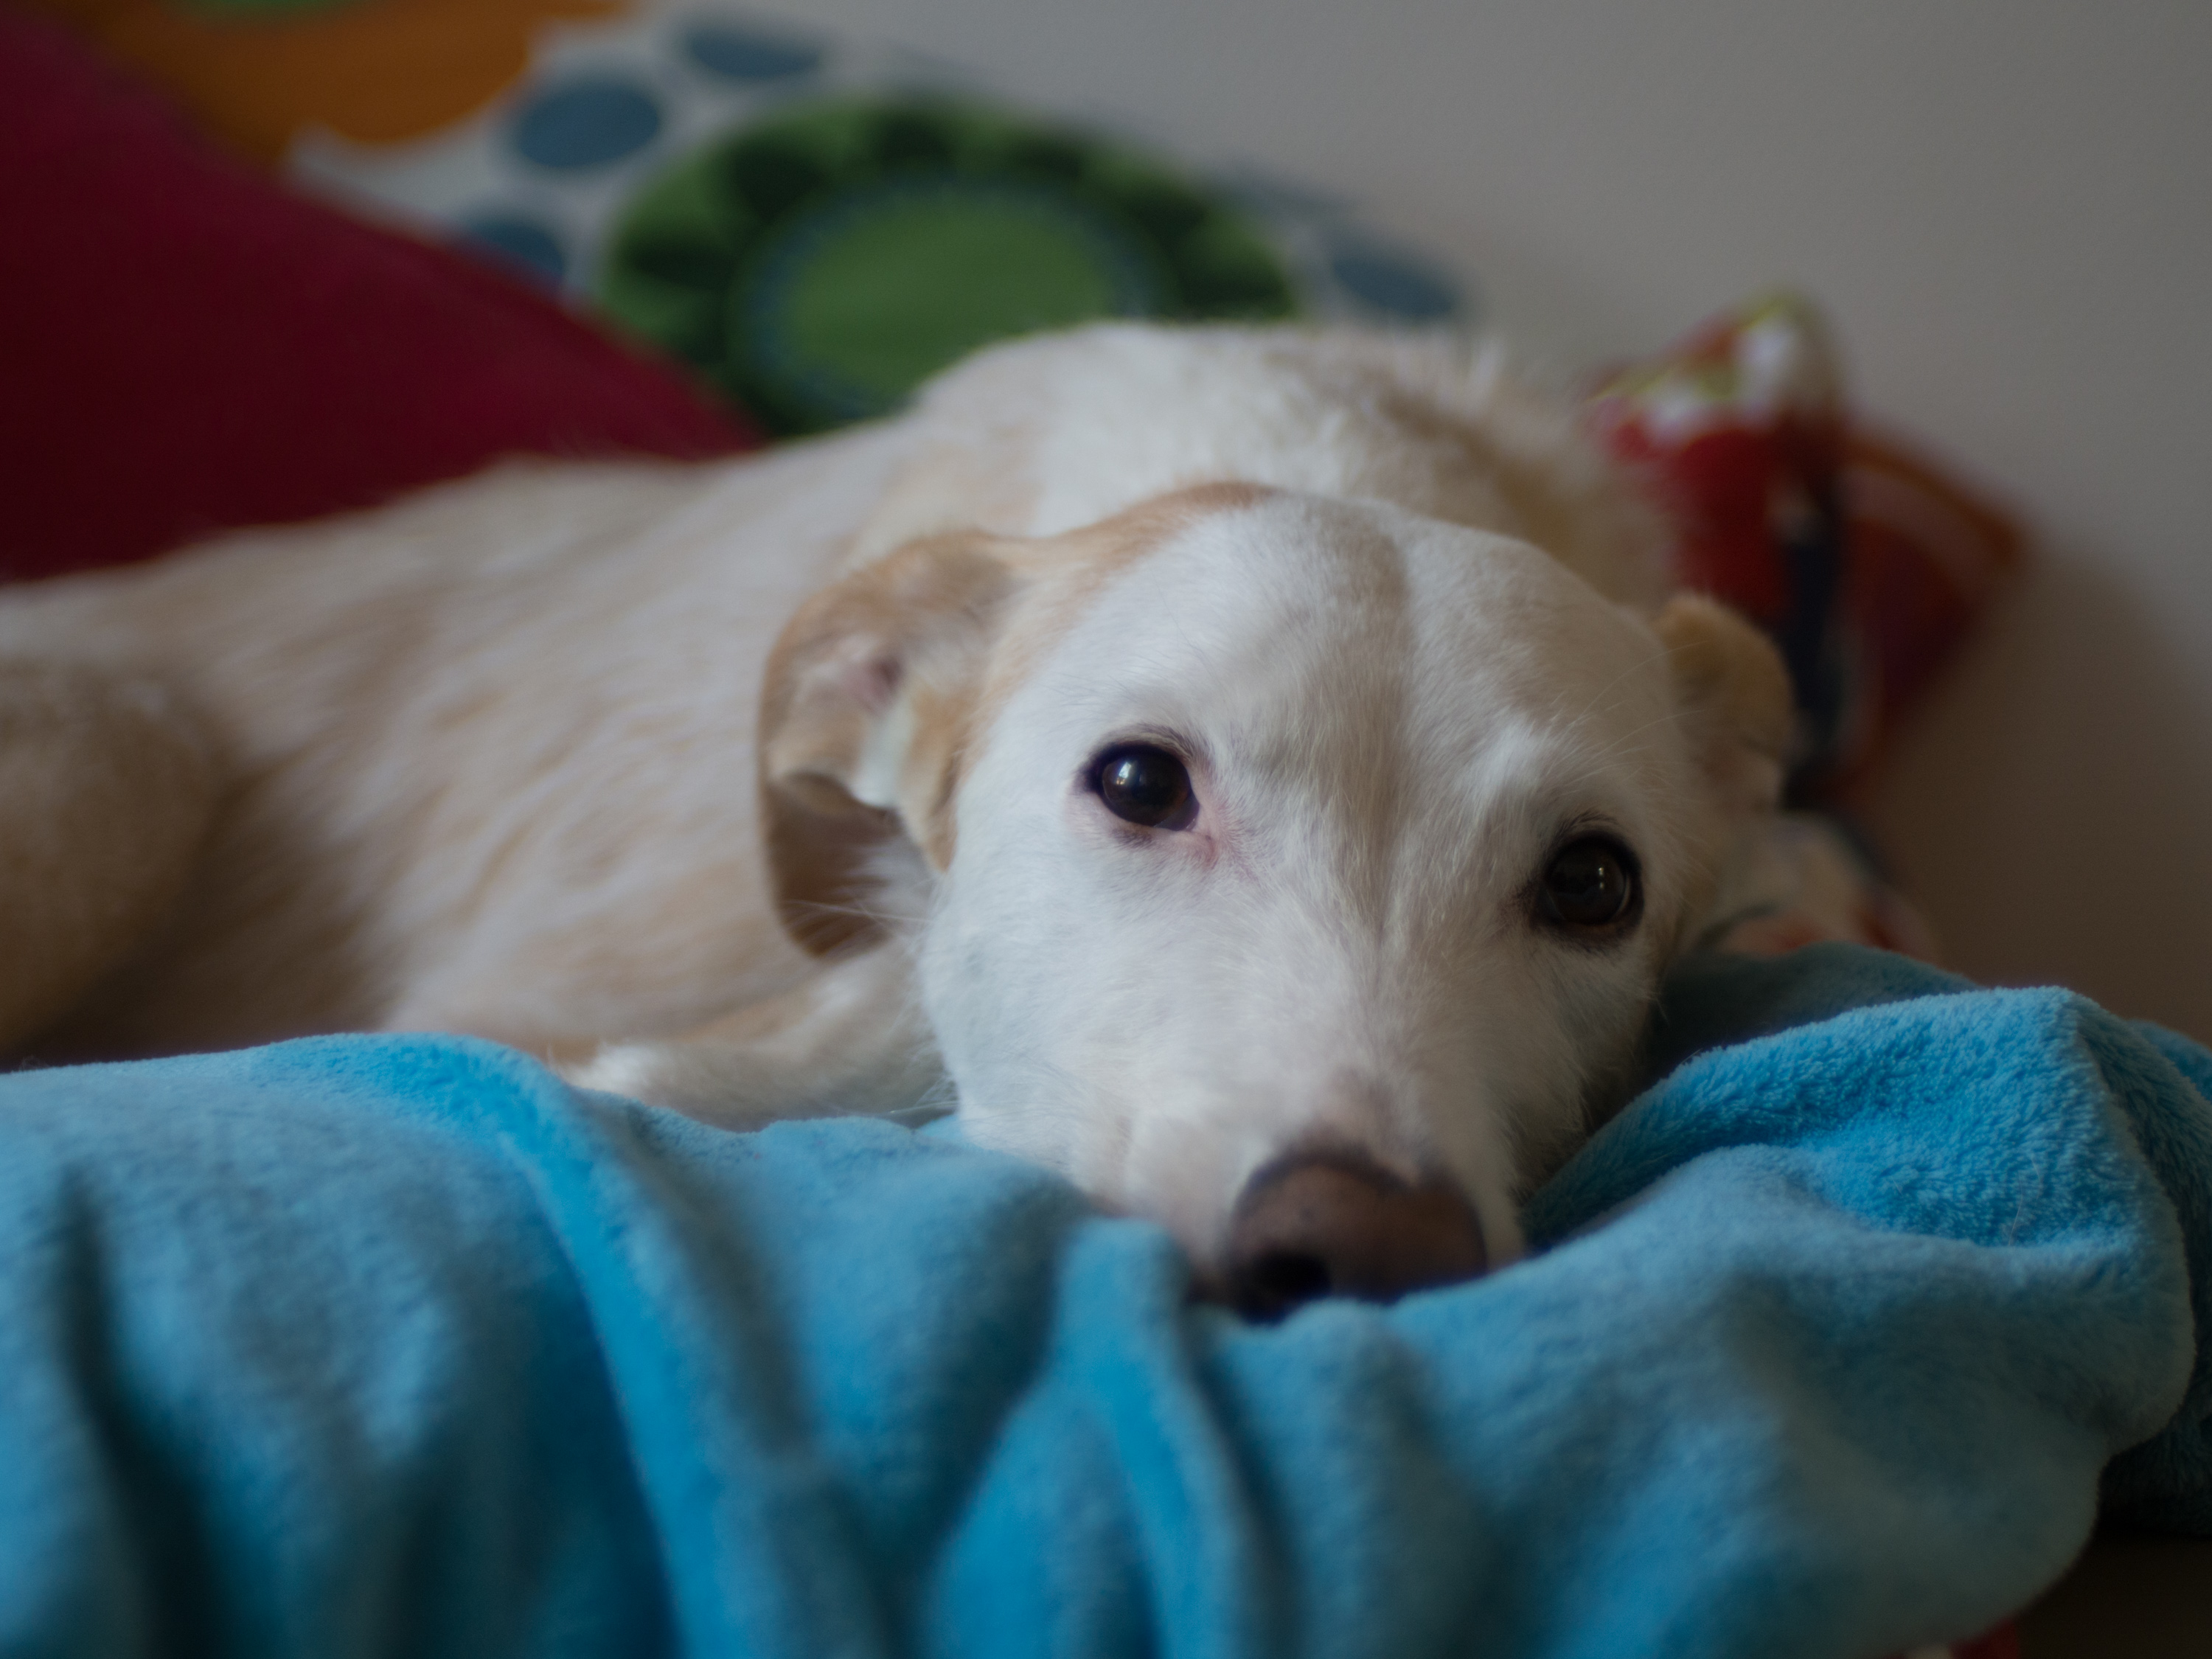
[1547,815,1638,861]
[1092,726,1203,767]
[1073,731,1207,785]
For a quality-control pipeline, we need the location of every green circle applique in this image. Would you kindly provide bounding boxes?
[754,178,1164,420]
[599,97,1300,435]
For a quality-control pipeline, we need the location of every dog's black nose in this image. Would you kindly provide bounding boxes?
[1222,1150,1488,1320]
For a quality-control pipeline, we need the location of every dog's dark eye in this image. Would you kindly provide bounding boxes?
[1092,744,1195,830]
[1540,836,1638,929]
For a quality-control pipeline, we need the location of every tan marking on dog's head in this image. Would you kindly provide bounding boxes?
[970,483,1268,748]
[757,482,1268,954]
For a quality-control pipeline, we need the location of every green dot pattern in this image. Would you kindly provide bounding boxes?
[599,97,1300,436]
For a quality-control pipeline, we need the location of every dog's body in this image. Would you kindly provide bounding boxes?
[1,431,903,1059]
[0,324,1790,1307]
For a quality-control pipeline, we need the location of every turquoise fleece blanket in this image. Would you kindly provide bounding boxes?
[4,945,2209,1659]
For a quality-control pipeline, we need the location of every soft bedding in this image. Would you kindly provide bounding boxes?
[4,945,2208,1659]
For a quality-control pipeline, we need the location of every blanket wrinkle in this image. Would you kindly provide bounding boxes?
[3,942,2209,1659]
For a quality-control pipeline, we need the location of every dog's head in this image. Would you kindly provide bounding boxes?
[761,486,1789,1314]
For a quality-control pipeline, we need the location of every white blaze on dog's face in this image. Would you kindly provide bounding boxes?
[762,487,1789,1310]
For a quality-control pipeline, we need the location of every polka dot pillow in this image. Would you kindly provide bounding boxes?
[21,0,2018,801]
[156,0,1476,436]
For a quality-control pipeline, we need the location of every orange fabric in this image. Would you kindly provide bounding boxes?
[19,0,623,159]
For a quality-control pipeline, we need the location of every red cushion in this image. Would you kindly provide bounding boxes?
[0,8,757,585]
[1587,293,2023,796]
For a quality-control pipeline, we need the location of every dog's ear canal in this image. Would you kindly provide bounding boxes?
[757,532,1026,956]
[1652,593,1796,815]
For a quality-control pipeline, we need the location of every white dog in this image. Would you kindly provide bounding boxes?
[0,324,1789,1313]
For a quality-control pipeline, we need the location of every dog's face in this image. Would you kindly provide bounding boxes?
[763,487,1789,1312]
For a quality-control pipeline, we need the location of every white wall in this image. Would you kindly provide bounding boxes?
[754,0,2212,1037]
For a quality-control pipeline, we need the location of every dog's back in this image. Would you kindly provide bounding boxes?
[0,324,1671,1063]
[0,430,908,1055]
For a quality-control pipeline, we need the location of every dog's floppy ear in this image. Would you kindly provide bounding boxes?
[758,532,1024,955]
[1652,593,1795,815]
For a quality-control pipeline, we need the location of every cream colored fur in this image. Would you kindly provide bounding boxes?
[0,322,1790,1275]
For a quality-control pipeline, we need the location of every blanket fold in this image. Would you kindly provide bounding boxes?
[2,943,2207,1659]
